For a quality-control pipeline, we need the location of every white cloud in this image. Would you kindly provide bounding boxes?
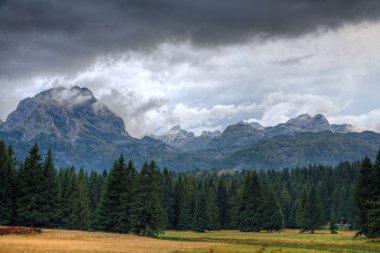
[1,22,380,136]
[329,109,380,132]
[248,92,350,126]
[170,102,258,135]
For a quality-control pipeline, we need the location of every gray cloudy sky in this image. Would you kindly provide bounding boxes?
[1,0,380,137]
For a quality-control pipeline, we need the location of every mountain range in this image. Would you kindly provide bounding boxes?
[0,86,378,171]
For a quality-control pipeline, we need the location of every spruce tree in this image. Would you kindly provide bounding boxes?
[17,143,44,226]
[88,171,103,218]
[178,176,195,230]
[354,155,374,236]
[205,180,220,230]
[367,150,380,238]
[130,161,165,237]
[192,187,207,232]
[0,141,17,225]
[330,210,338,234]
[39,148,61,227]
[77,168,92,230]
[162,168,174,229]
[262,189,284,232]
[65,168,80,229]
[303,187,324,233]
[95,155,131,232]
[239,172,263,232]
[296,189,307,229]
[228,178,240,229]
[217,178,230,229]
[59,167,77,227]
[172,175,184,229]
[5,146,18,224]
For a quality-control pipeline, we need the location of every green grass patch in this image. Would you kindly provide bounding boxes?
[161,229,380,253]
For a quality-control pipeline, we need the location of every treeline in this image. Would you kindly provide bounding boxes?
[0,140,378,237]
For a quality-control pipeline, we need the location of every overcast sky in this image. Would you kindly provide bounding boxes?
[1,0,380,137]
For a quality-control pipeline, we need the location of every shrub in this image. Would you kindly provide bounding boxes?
[0,227,42,235]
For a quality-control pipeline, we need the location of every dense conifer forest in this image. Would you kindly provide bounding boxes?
[0,139,379,238]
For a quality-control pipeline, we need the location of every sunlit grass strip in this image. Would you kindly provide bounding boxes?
[161,231,380,253]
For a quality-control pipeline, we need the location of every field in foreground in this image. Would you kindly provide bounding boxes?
[162,229,380,253]
[0,228,379,253]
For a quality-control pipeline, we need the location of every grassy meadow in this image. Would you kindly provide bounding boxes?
[0,228,379,253]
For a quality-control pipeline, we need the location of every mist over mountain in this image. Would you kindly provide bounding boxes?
[0,86,378,171]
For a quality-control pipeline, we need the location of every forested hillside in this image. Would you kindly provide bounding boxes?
[0,139,379,237]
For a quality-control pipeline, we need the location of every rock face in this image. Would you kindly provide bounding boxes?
[287,114,332,132]
[2,86,128,142]
[0,86,179,170]
[201,130,222,138]
[263,114,332,137]
[0,86,373,171]
[152,114,363,153]
[155,125,195,149]
[249,122,265,130]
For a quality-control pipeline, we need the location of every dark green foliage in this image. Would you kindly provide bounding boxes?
[162,168,175,229]
[354,156,374,237]
[300,187,324,233]
[0,142,17,225]
[88,171,103,217]
[17,143,44,226]
[228,178,240,229]
[367,200,380,238]
[354,151,380,238]
[66,168,91,230]
[239,172,263,232]
[217,179,230,229]
[77,168,92,230]
[129,161,165,237]
[262,188,284,232]
[178,176,195,230]
[296,190,308,229]
[39,148,60,227]
[1,138,376,238]
[330,210,338,234]
[94,155,132,232]
[205,180,220,231]
[192,188,207,232]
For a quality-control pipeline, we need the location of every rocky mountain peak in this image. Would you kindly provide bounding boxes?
[222,121,263,137]
[2,86,128,141]
[156,125,195,147]
[201,130,222,138]
[287,113,332,132]
[287,113,311,125]
[168,124,182,133]
[249,121,265,130]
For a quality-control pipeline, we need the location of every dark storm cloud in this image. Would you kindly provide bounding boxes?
[0,0,380,79]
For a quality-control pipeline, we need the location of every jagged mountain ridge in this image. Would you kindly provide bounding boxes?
[154,113,361,152]
[0,86,181,170]
[0,86,378,171]
[2,86,129,142]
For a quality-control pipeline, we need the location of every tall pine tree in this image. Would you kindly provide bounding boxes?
[39,148,61,227]
[17,143,44,226]
[130,161,165,237]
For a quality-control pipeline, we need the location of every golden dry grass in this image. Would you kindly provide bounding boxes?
[1,228,379,253]
[0,229,215,253]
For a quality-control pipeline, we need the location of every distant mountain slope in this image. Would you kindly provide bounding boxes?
[0,86,180,170]
[225,131,380,169]
[0,86,378,171]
